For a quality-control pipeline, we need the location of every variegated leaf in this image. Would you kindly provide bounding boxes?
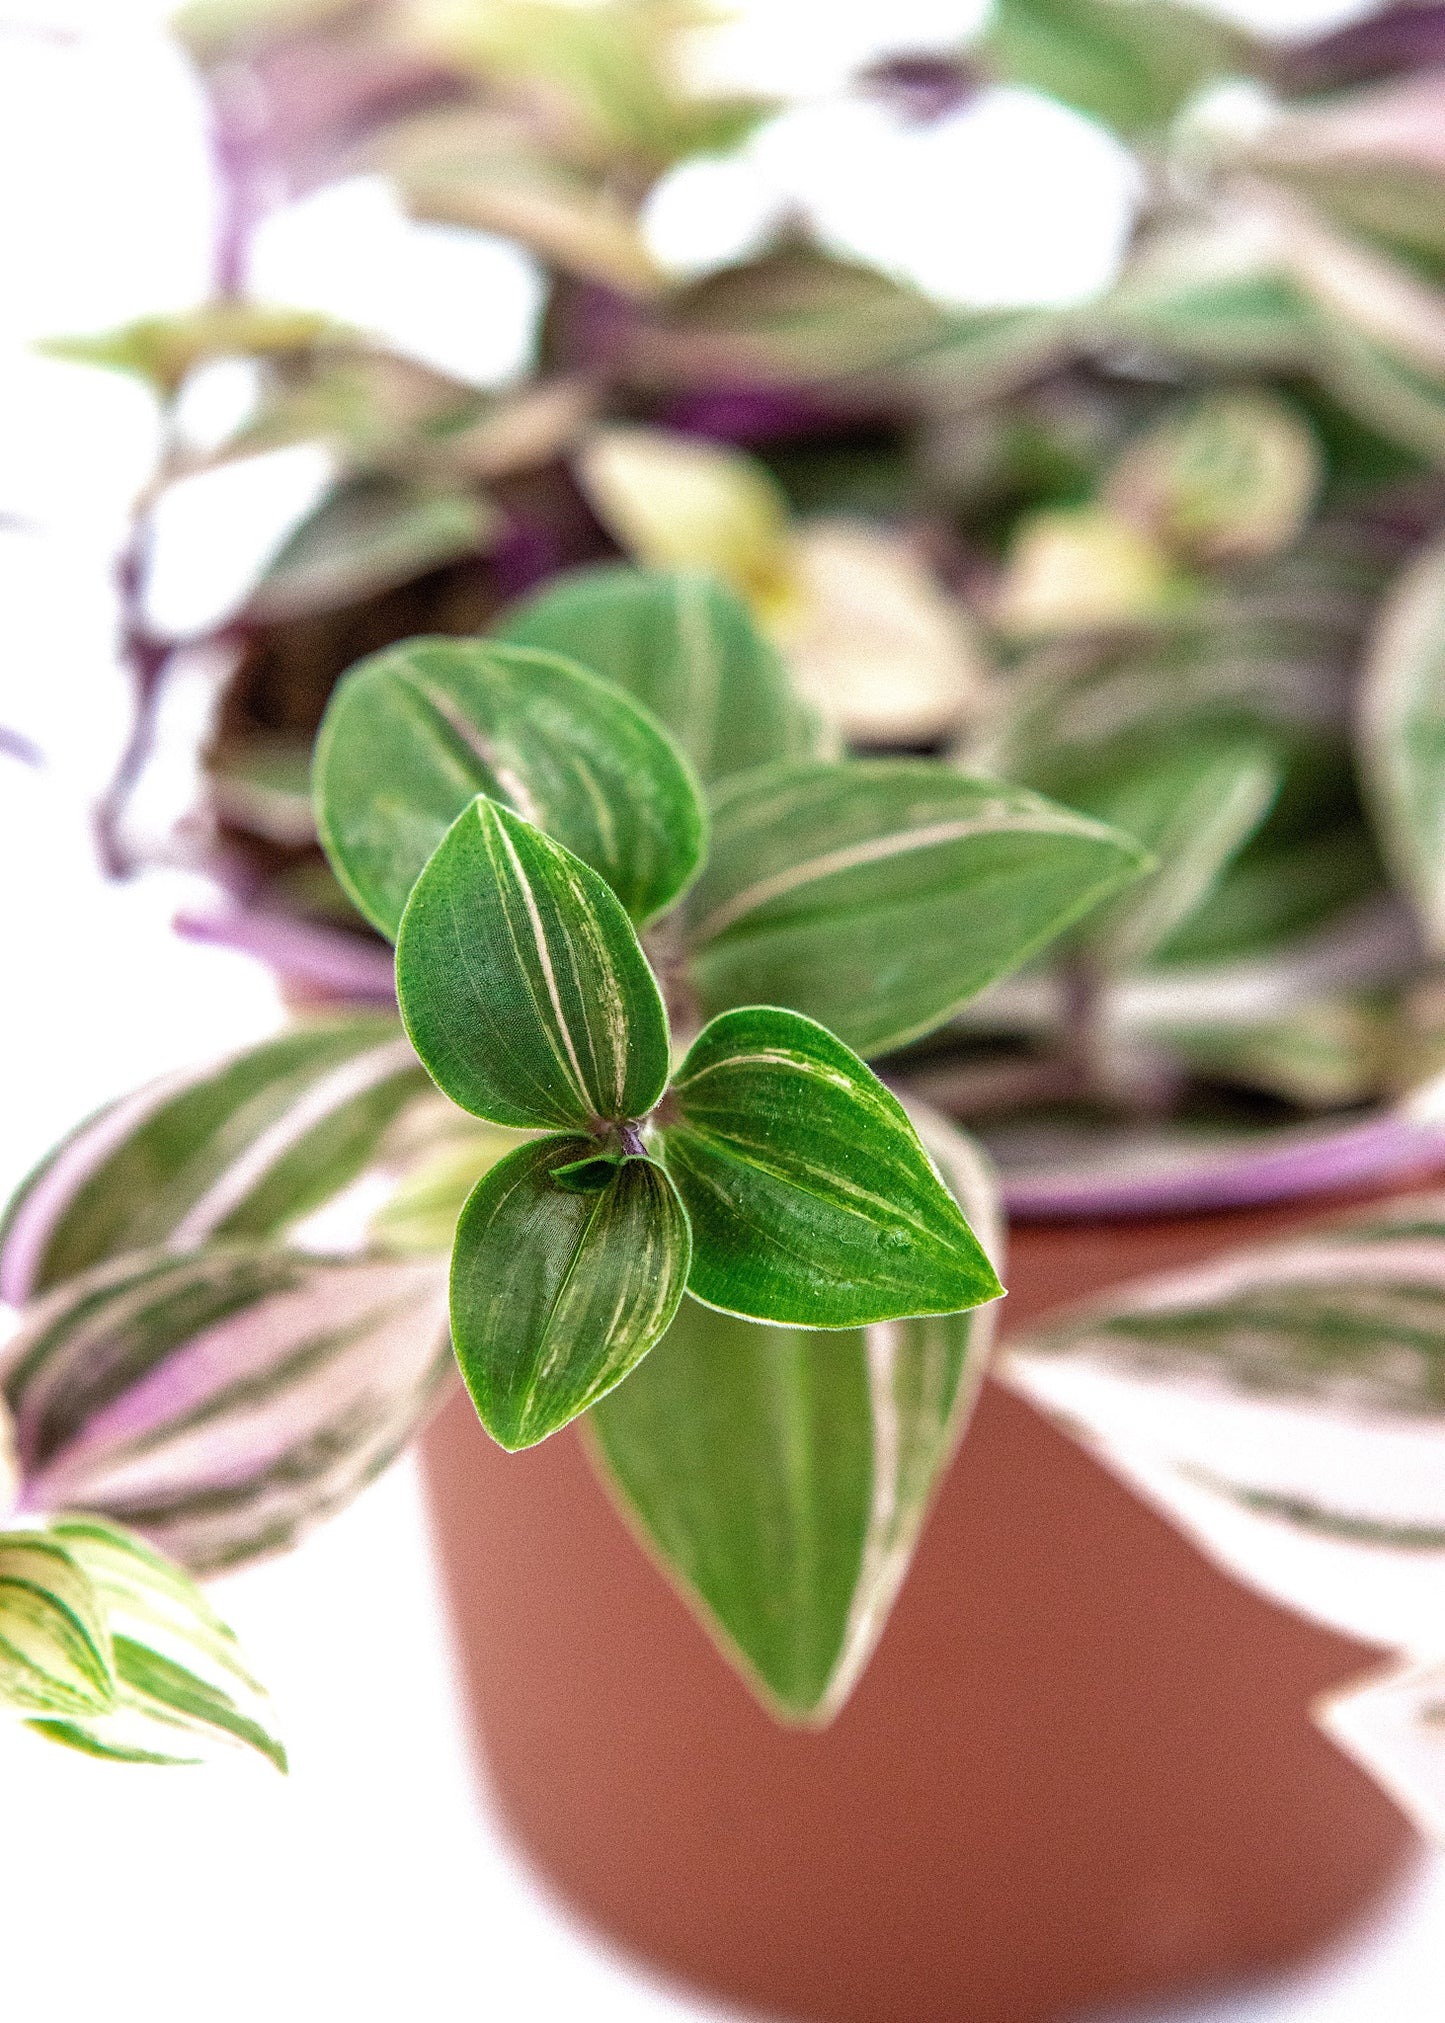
[1359,537,1445,954]
[495,565,826,784]
[32,1518,286,1770]
[245,475,497,625]
[450,1136,690,1449]
[396,798,670,1131]
[1002,1193,1445,1647]
[1059,730,1282,972]
[0,1019,429,1307]
[588,1106,1001,1719]
[0,1532,114,1718]
[315,635,706,938]
[1103,391,1321,564]
[4,1245,453,1574]
[774,520,989,746]
[41,303,339,395]
[1319,1654,1445,1844]
[660,1008,1001,1329]
[684,761,1149,1057]
[393,136,663,294]
[575,427,793,607]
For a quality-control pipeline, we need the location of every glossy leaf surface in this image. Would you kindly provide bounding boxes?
[33,1519,286,1770]
[1003,1193,1445,1649]
[397,798,671,1130]
[0,1533,114,1717]
[5,1245,453,1575]
[661,1008,1001,1328]
[0,1019,427,1306]
[315,635,706,937]
[1359,538,1445,952]
[685,761,1149,1057]
[496,565,825,782]
[588,1106,1001,1718]
[450,1136,690,1449]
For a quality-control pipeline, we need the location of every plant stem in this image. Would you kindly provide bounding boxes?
[93,449,182,878]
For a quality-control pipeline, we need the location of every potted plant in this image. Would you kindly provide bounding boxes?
[17,0,1445,2016]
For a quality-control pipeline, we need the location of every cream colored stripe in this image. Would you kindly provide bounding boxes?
[492,813,592,1112]
[168,1039,417,1250]
[693,805,1106,943]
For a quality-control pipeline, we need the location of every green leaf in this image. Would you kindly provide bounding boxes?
[660,1007,1001,1328]
[33,1519,286,1770]
[1155,819,1384,965]
[449,1135,690,1449]
[396,797,671,1131]
[0,1018,428,1305]
[1243,76,1445,266]
[245,474,496,624]
[1094,235,1318,375]
[0,1533,114,1718]
[981,0,1257,136]
[415,0,763,168]
[1058,731,1283,972]
[4,1245,453,1575]
[495,565,827,783]
[575,428,792,602]
[1317,322,1445,468]
[209,737,318,847]
[367,1117,531,1255]
[646,248,953,386]
[1359,538,1445,953]
[41,303,341,396]
[315,635,707,938]
[1103,392,1321,565]
[684,761,1149,1057]
[1002,1191,1445,1647]
[392,131,664,294]
[588,1105,1000,1719]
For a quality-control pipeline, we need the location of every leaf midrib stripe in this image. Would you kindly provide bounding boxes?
[486,809,594,1117]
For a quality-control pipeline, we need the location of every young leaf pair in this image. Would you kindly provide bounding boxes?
[396,793,1001,1449]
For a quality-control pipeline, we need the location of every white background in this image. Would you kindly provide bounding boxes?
[4,3,1445,2017]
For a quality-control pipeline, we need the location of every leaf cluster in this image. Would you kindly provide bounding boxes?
[312,572,1152,1452]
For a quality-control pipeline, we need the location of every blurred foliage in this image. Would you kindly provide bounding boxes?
[47,0,1445,1136]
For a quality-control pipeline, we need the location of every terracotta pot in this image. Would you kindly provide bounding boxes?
[421,1190,1420,2023]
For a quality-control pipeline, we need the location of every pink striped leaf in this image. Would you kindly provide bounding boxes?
[1002,1192,1445,1648]
[4,1246,453,1575]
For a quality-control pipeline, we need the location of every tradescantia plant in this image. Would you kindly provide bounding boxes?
[307,601,1154,1465]
[0,571,1151,1728]
[26,0,1445,1811]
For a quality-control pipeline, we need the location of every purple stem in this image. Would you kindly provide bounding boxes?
[93,500,178,878]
